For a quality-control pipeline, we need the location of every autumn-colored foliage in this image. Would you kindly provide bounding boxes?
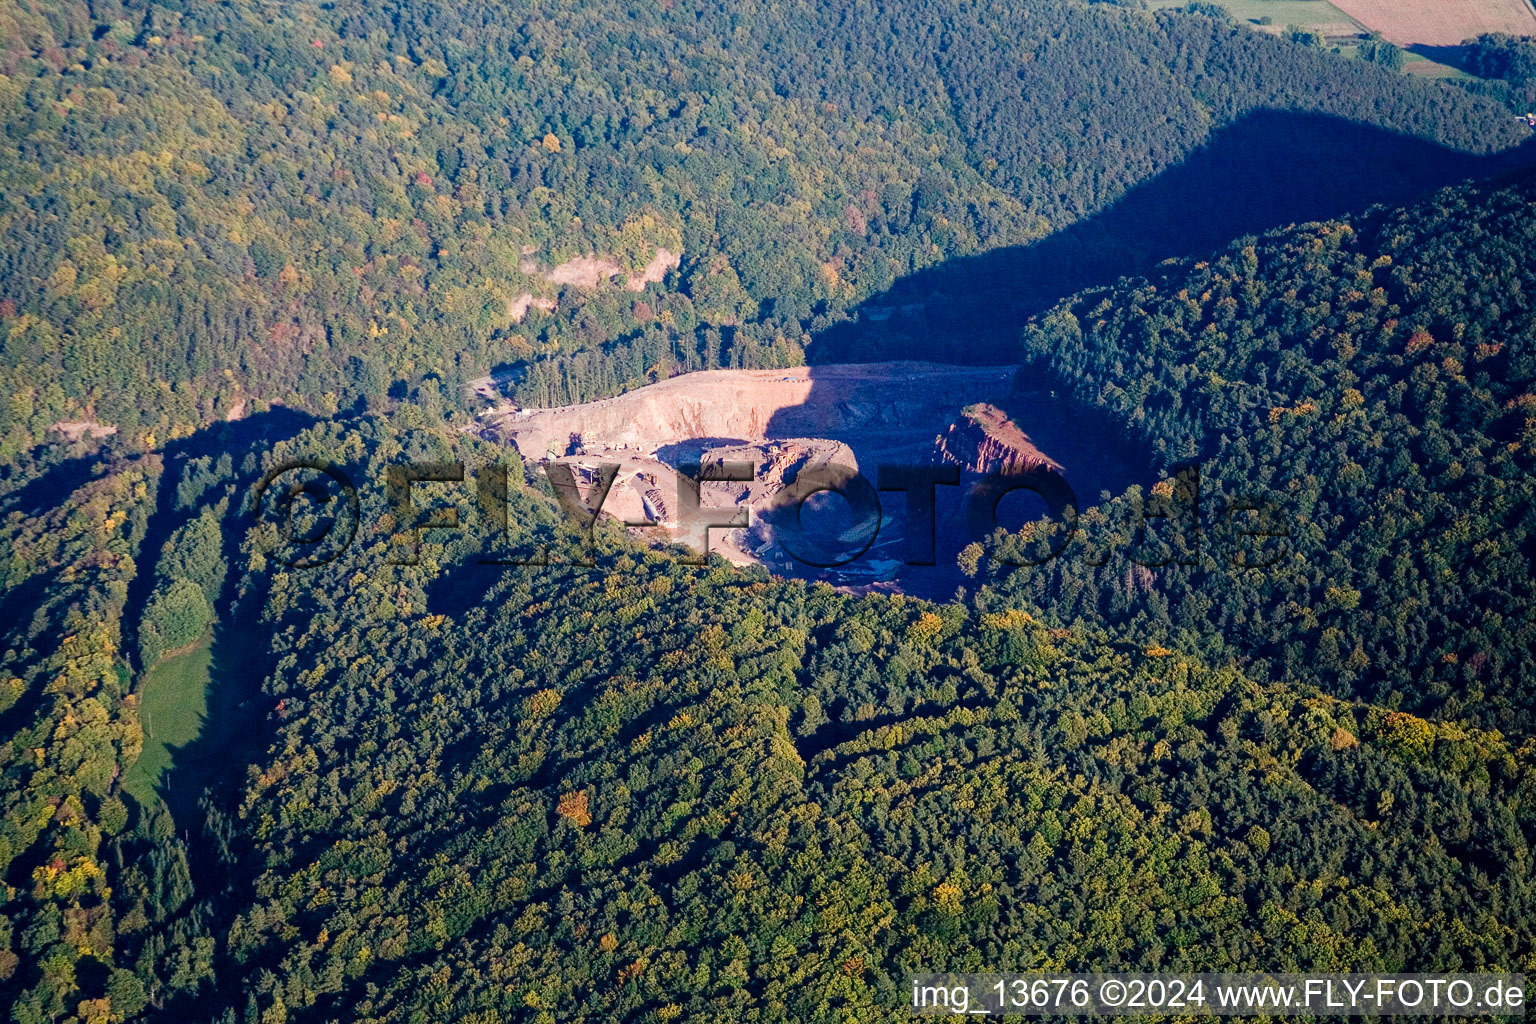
[557,789,593,827]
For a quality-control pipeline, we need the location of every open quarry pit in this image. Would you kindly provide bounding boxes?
[475,362,1133,589]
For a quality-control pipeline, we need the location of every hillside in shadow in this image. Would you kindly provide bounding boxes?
[754,108,1536,590]
[811,108,1536,365]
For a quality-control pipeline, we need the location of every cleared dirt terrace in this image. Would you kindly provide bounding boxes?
[467,361,1139,589]
[478,362,1020,460]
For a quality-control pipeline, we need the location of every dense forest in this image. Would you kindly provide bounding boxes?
[993,172,1536,734]
[180,410,1536,1022]
[8,403,1532,1023]
[2,172,1534,1024]
[3,1,1536,1023]
[1461,33,1536,112]
[2,0,1530,442]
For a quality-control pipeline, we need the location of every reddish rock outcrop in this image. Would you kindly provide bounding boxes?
[934,403,1062,476]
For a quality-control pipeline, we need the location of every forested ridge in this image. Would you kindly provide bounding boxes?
[4,1,1536,1022]
[193,415,1536,1022]
[990,171,1536,734]
[4,171,1536,1021]
[2,0,1529,448]
[8,406,1532,1023]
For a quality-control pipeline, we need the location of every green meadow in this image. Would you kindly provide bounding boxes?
[123,642,213,807]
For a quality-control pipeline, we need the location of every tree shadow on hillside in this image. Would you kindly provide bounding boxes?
[811,108,1536,365]
[1406,44,1474,74]
[760,109,1536,587]
[0,451,110,520]
[121,408,317,675]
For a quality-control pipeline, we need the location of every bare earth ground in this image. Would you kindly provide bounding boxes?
[1329,0,1536,45]
[474,363,1051,584]
[476,362,1022,461]
[470,362,1154,592]
[49,420,117,440]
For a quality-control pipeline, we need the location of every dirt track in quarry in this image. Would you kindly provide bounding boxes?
[473,361,1139,588]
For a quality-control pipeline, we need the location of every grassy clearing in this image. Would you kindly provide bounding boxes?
[123,641,212,806]
[1402,51,1474,79]
[1148,0,1365,35]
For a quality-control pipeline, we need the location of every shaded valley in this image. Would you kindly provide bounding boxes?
[812,109,1536,365]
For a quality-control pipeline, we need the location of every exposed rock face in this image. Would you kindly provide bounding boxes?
[934,403,1062,476]
[518,247,680,293]
[507,292,558,322]
[479,363,1018,459]
[474,361,1089,586]
[624,247,680,291]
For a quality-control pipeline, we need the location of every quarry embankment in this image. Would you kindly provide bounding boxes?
[472,361,1143,588]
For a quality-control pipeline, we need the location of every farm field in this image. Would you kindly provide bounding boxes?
[1149,0,1504,76]
[1329,0,1536,45]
